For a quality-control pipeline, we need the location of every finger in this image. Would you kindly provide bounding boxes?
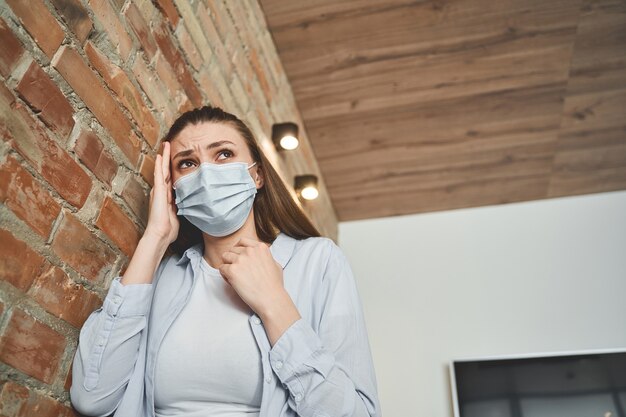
[221,251,237,263]
[235,237,259,247]
[169,186,177,206]
[168,195,177,216]
[162,141,171,183]
[219,264,230,279]
[227,246,245,255]
[154,154,164,189]
[166,171,172,204]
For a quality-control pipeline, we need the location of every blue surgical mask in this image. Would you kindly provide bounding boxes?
[172,161,258,237]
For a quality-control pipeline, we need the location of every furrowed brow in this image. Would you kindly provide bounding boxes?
[172,140,235,160]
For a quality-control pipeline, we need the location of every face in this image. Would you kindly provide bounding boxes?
[169,122,263,188]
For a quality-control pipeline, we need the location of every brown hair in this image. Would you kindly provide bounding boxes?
[163,105,321,255]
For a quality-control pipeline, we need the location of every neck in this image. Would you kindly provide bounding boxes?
[201,211,259,269]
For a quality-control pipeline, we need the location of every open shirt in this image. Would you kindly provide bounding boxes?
[70,233,382,417]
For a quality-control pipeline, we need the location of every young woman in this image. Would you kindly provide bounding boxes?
[70,106,381,417]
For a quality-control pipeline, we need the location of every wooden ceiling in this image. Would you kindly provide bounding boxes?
[259,0,626,222]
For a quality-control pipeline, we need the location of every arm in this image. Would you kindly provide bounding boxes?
[268,242,382,417]
[70,142,179,416]
[70,237,169,416]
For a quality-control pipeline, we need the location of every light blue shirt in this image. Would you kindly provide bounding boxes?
[70,232,382,417]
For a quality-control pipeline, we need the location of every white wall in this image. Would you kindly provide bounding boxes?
[338,190,626,417]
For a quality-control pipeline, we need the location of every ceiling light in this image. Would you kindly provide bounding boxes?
[294,175,319,200]
[272,122,299,151]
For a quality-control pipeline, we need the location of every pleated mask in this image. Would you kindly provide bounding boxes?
[172,161,258,237]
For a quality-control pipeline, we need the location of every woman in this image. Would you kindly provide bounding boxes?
[70,106,381,417]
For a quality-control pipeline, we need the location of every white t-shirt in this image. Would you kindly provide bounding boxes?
[154,256,263,416]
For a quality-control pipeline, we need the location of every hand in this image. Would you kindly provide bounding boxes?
[144,142,179,245]
[219,237,290,318]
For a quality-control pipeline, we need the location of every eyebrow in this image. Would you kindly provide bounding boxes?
[172,140,236,161]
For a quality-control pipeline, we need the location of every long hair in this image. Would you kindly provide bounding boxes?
[163,106,321,255]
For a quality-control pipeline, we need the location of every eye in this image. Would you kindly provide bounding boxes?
[177,159,196,169]
[216,148,234,161]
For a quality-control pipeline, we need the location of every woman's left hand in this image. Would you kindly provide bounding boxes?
[219,237,294,320]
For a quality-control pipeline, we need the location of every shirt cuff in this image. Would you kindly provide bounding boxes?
[268,318,335,393]
[103,276,153,317]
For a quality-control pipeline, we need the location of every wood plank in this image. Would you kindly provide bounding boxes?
[549,0,626,199]
[259,0,626,221]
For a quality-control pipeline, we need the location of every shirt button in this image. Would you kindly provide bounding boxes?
[265,376,272,383]
[97,337,106,347]
[294,393,303,402]
[252,316,261,325]
[113,295,121,305]
[274,360,283,370]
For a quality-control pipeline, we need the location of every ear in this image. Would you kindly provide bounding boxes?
[254,165,265,189]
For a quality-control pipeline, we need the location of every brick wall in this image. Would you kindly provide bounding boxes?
[0,0,337,413]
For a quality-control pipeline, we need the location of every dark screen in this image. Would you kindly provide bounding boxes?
[453,352,626,417]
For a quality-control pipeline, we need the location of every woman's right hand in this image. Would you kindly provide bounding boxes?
[144,141,179,245]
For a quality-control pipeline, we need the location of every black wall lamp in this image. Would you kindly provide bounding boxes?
[294,174,319,200]
[272,122,299,151]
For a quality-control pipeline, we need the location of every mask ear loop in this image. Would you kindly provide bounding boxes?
[248,161,260,182]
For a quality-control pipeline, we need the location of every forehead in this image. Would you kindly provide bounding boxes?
[171,122,244,148]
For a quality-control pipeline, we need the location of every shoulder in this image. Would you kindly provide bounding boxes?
[290,235,350,278]
[291,235,335,258]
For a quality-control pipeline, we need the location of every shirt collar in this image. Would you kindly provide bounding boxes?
[175,232,296,269]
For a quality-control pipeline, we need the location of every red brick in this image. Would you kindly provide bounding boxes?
[197,3,232,76]
[176,23,203,72]
[238,0,264,36]
[0,84,92,208]
[154,52,191,113]
[249,48,272,104]
[73,128,118,187]
[31,263,102,328]
[85,42,160,147]
[121,175,149,224]
[204,0,234,41]
[16,61,75,139]
[152,20,203,107]
[51,211,117,281]
[207,61,236,111]
[197,71,225,108]
[231,43,257,97]
[228,3,256,56]
[131,57,176,126]
[95,196,141,258]
[49,0,93,43]
[109,0,125,11]
[0,381,74,417]
[52,46,141,167]
[5,0,64,59]
[155,0,179,28]
[0,18,25,78]
[64,364,72,391]
[256,104,272,137]
[124,3,158,60]
[0,382,29,417]
[0,229,46,291]
[88,0,132,61]
[0,309,66,384]
[0,155,61,238]
[139,153,155,187]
